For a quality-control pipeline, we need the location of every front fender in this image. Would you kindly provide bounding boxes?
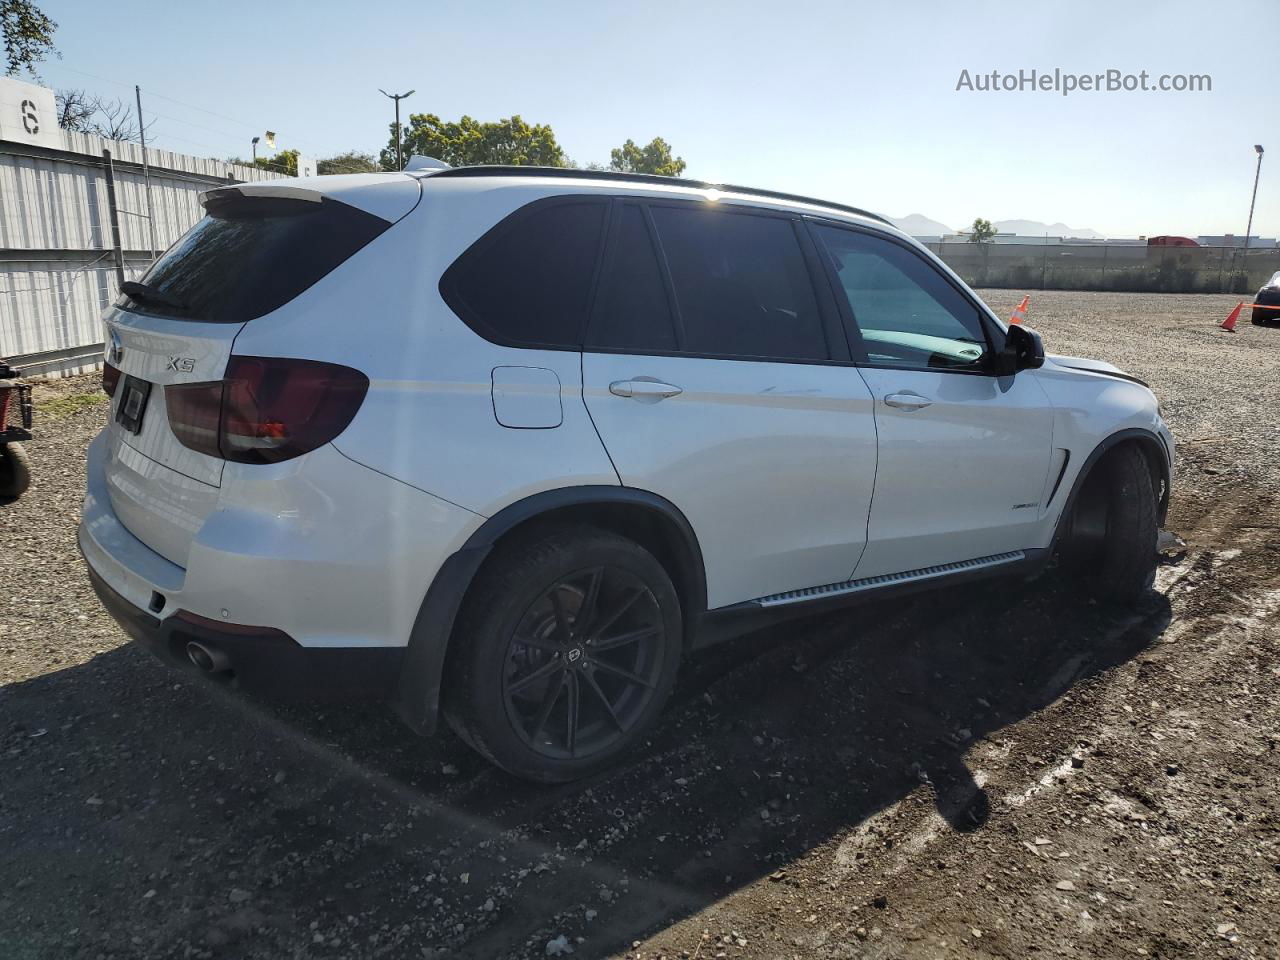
[1028,366,1172,540]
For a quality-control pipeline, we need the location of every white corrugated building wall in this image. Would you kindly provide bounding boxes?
[1,78,281,375]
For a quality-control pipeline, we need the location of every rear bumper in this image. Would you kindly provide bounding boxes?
[86,557,403,700]
[81,426,484,639]
[79,428,486,705]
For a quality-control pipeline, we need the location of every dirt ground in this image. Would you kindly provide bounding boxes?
[1,290,1277,960]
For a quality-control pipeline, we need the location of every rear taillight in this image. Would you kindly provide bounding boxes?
[165,356,368,464]
[166,380,223,458]
[103,361,122,398]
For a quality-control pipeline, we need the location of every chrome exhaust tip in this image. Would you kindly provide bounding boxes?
[186,641,231,674]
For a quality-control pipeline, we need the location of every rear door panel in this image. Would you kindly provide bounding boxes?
[583,355,877,608]
[581,199,877,610]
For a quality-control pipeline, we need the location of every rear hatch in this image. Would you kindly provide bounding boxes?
[101,178,414,568]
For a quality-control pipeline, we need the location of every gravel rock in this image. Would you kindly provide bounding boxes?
[545,933,573,956]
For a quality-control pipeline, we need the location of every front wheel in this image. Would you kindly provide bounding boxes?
[1061,445,1158,604]
[0,442,31,499]
[442,526,683,782]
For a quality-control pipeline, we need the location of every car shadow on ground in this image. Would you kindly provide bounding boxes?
[0,572,1172,958]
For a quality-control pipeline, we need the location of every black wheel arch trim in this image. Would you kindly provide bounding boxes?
[390,486,707,736]
[1049,427,1171,551]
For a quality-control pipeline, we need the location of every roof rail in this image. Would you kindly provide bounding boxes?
[422,165,890,226]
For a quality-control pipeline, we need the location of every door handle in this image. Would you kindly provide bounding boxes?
[609,379,683,400]
[883,392,932,411]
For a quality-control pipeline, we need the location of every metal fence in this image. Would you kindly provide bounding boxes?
[1,130,279,376]
[924,241,1280,294]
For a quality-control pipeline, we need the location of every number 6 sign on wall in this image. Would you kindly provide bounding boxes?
[21,98,40,135]
[0,76,63,149]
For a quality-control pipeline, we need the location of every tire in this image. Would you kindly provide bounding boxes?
[1066,445,1158,604]
[1252,308,1264,325]
[442,526,683,782]
[0,442,31,500]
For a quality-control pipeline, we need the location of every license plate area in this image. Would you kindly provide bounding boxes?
[115,376,152,435]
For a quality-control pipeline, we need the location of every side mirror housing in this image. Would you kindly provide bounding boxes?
[993,324,1045,376]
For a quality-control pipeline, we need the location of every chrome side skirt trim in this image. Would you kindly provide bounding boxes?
[752,551,1027,608]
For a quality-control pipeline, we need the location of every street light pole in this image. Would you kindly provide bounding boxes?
[1243,144,1265,259]
[379,88,415,170]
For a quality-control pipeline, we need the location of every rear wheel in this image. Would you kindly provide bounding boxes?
[1061,445,1158,604]
[443,526,682,782]
[0,442,31,500]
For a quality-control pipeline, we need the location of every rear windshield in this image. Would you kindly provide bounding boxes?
[117,194,390,324]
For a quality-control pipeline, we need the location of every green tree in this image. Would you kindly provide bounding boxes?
[968,217,997,243]
[226,149,300,176]
[318,150,379,175]
[2,0,56,76]
[609,137,686,177]
[383,113,565,170]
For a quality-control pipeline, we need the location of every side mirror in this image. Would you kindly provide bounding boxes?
[993,324,1045,376]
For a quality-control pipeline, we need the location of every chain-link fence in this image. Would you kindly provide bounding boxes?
[924,241,1280,294]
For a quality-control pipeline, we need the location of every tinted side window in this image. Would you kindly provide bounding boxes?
[119,196,389,324]
[813,225,989,370]
[441,199,607,348]
[587,204,677,352]
[650,206,828,361]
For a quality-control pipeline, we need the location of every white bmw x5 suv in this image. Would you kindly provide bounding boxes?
[80,164,1173,781]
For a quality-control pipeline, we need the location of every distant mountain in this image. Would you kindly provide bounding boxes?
[993,219,1102,239]
[888,214,1104,239]
[889,213,953,237]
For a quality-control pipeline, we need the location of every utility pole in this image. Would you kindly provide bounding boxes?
[1241,145,1265,290]
[134,85,158,259]
[379,88,415,170]
[102,149,126,289]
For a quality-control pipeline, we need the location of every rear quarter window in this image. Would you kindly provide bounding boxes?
[439,198,608,349]
[118,194,390,324]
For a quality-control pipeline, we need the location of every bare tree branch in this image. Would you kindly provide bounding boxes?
[54,88,155,144]
[54,88,95,130]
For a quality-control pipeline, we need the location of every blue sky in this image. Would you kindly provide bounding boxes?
[36,0,1278,237]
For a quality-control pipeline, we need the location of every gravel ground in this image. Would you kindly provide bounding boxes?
[1,290,1278,960]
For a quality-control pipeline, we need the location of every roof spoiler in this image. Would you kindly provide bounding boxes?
[198,184,324,208]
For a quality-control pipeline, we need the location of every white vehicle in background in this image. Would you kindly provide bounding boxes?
[79,164,1174,782]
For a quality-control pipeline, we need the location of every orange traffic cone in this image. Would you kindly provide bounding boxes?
[1009,295,1029,325]
[1221,301,1243,332]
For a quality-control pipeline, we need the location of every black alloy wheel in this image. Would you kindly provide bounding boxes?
[442,526,683,782]
[502,566,666,760]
